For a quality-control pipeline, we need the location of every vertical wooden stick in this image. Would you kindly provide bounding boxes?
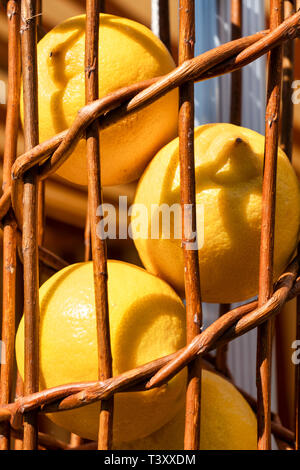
[0,0,21,451]
[21,0,40,450]
[257,0,283,450]
[179,0,202,451]
[151,0,171,52]
[85,0,113,450]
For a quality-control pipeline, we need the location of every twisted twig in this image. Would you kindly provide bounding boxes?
[0,9,296,231]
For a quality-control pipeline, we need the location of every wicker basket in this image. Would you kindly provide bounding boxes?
[0,0,299,451]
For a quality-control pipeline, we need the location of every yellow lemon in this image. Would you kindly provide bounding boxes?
[132,123,300,303]
[116,369,257,450]
[23,14,178,187]
[16,260,186,444]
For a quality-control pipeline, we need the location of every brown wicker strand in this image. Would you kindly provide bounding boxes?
[178,0,202,451]
[20,0,40,450]
[85,0,114,450]
[256,0,283,450]
[0,0,21,450]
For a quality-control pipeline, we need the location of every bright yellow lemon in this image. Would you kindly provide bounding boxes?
[22,14,178,187]
[16,260,186,445]
[132,123,300,303]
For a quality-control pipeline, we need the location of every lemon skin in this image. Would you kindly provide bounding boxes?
[116,369,257,450]
[22,14,178,187]
[132,123,300,303]
[16,260,186,445]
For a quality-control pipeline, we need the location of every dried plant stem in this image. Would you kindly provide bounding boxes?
[20,0,40,450]
[0,0,21,451]
[85,0,113,450]
[178,0,202,451]
[257,0,283,450]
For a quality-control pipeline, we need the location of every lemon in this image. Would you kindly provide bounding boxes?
[15,260,186,444]
[116,369,257,450]
[132,123,300,303]
[23,14,178,187]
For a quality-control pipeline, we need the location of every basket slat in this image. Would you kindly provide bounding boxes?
[85,0,114,449]
[257,0,283,450]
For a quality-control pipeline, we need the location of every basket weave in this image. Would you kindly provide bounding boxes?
[0,0,299,451]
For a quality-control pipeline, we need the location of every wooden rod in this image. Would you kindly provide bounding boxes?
[20,0,40,450]
[0,0,21,450]
[85,0,113,450]
[151,0,171,52]
[179,0,202,451]
[257,0,283,450]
